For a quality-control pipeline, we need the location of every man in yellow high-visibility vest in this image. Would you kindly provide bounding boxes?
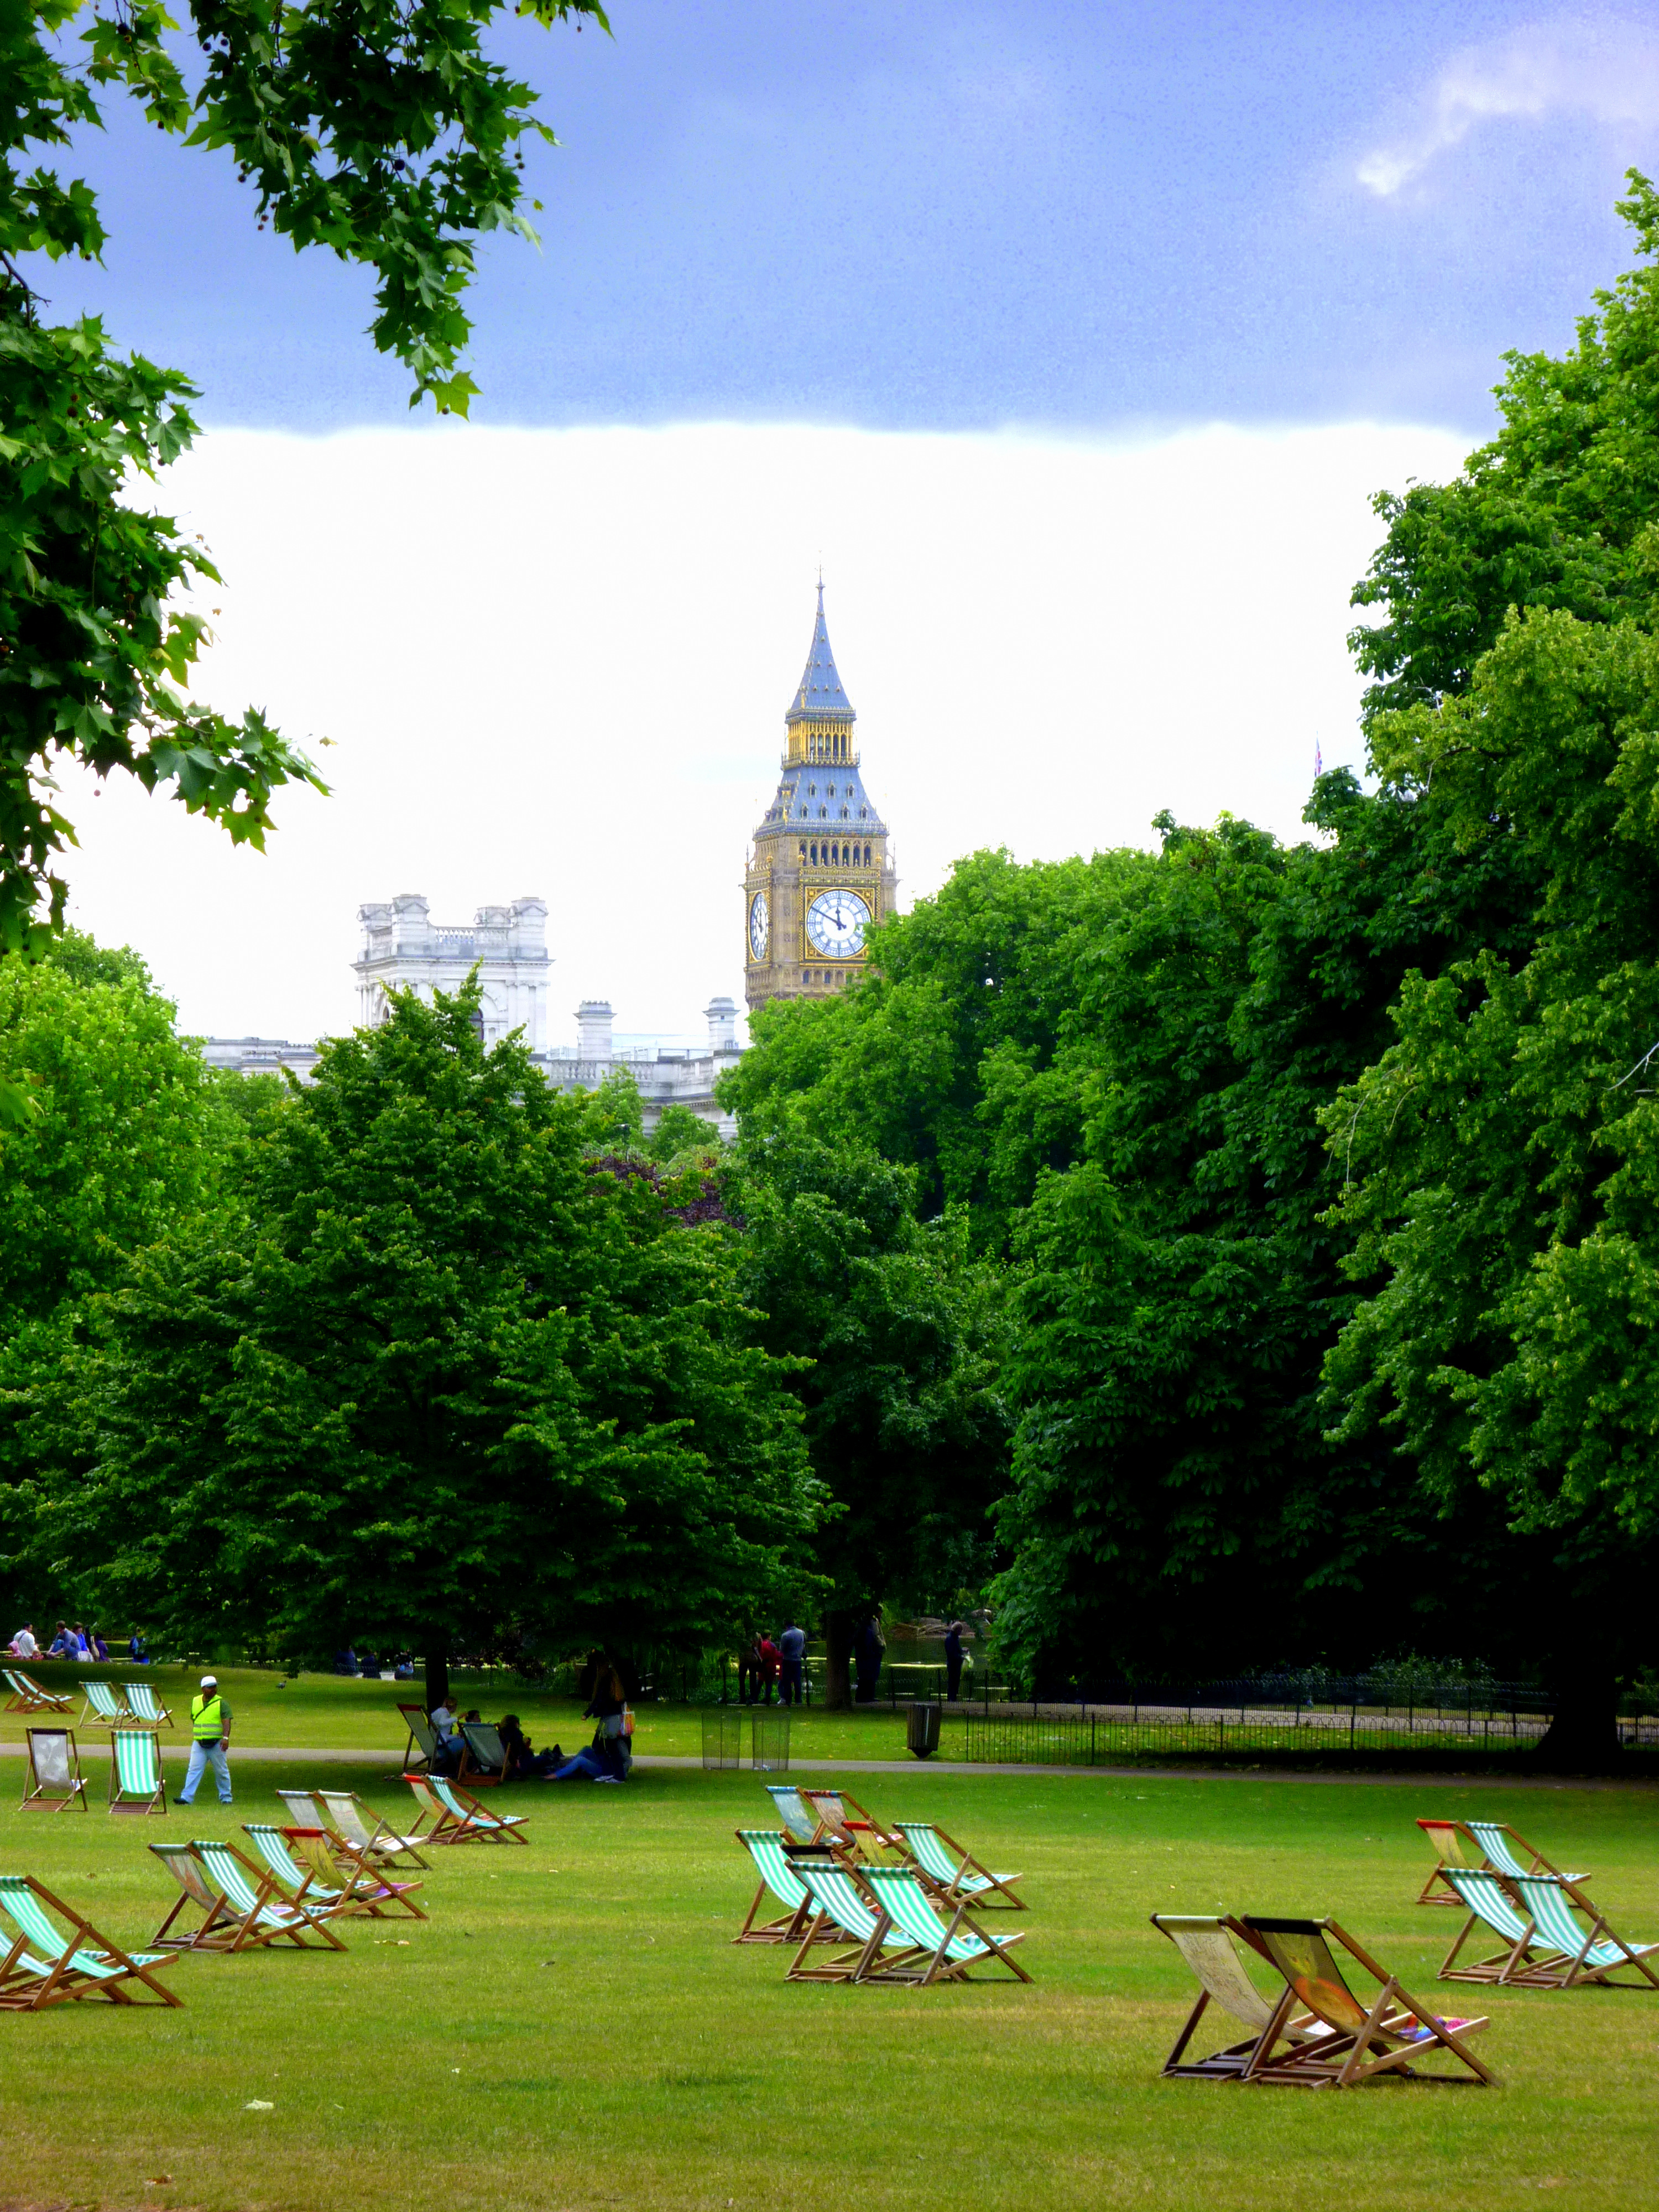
[179,1673,233,1807]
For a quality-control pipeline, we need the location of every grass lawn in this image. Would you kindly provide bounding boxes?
[0,1714,1656,2212]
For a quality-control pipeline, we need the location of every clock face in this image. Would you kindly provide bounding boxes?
[806,888,872,959]
[748,890,770,961]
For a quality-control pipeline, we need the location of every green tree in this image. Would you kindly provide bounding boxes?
[11,982,820,1704]
[726,1131,1012,1703]
[0,0,607,998]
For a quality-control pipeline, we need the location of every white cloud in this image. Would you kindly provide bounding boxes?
[58,418,1467,1046]
[1358,18,1659,197]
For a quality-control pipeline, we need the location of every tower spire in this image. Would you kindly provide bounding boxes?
[787,580,855,722]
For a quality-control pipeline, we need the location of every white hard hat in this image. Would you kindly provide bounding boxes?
[200,1673,218,1688]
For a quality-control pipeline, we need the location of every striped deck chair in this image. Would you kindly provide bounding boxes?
[458,1721,508,1787]
[3,1668,71,1714]
[785,1861,935,1984]
[404,1773,528,1845]
[186,1839,347,1952]
[734,1832,846,1945]
[801,1788,900,1863]
[0,1875,182,2010]
[280,1789,430,1870]
[894,1822,1026,1910]
[763,1783,822,1844]
[281,1826,426,1921]
[1437,1869,1566,1987]
[1152,1915,1343,2079]
[861,1867,1032,1985]
[1240,1916,1494,2085]
[21,1728,87,1813]
[77,1679,132,1729]
[108,1729,166,1816]
[1511,1876,1659,1990]
[1466,1820,1589,1888]
[149,1844,241,1951]
[399,1703,438,1774]
[122,1681,174,1728]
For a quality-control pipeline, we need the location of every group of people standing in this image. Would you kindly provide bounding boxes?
[738,1621,808,1705]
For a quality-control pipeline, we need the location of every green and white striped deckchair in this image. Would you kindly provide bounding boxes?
[122,1681,174,1728]
[785,1861,935,1984]
[1241,1915,1493,2086]
[107,1729,166,1816]
[733,1831,846,1944]
[0,1875,182,2010]
[894,1822,1026,1910]
[862,1866,1032,1985]
[149,1844,241,1950]
[1465,1820,1588,1888]
[1512,1876,1659,1990]
[3,1668,70,1714]
[314,1790,431,1870]
[78,1679,132,1729]
[763,1783,822,1844]
[21,1728,86,1813]
[187,1839,347,1952]
[242,1823,351,1918]
[424,1775,528,1845]
[283,1827,426,1921]
[1437,1868,1564,1987]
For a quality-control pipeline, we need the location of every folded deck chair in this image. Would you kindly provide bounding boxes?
[186,1839,347,1952]
[0,1875,182,2010]
[458,1720,508,1786]
[121,1680,174,1728]
[801,1788,900,1862]
[785,1861,934,1984]
[77,1678,132,1729]
[280,1788,430,1870]
[733,1831,846,1945]
[403,1772,528,1845]
[860,1867,1032,1985]
[21,1728,86,1813]
[894,1822,1026,1910]
[3,1668,71,1715]
[149,1844,241,1951]
[1152,1915,1339,2078]
[399,1702,439,1775]
[1239,1916,1494,2085]
[763,1783,823,1845]
[107,1729,166,1816]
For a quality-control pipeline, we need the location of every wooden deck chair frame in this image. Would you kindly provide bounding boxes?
[149,1844,242,1951]
[785,1861,936,1985]
[3,1668,71,1714]
[283,1787,431,1870]
[733,1831,846,1945]
[403,1772,528,1845]
[186,1838,348,1952]
[121,1680,174,1728]
[1152,1915,1335,2079]
[277,1826,427,1923]
[1438,1869,1659,1990]
[0,1875,182,2010]
[860,1866,1032,1986]
[107,1728,166,1816]
[21,1727,87,1813]
[77,1678,132,1730]
[457,1720,508,1787]
[801,1787,900,1862]
[894,1821,1027,1910]
[1239,1916,1494,2086]
[1511,1874,1659,1990]
[398,1702,438,1775]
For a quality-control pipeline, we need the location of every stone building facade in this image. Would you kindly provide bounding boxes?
[743,585,898,1015]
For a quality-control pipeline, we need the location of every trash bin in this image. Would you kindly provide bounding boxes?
[907,1701,942,1759]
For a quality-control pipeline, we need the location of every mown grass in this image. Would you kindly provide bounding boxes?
[0,1735,1656,2212]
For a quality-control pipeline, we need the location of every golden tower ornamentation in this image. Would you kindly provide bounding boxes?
[744,586,897,1014]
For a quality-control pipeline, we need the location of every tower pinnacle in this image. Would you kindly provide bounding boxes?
[786,582,855,723]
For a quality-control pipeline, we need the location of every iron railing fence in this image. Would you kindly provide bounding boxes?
[961,1709,1659,1766]
[1029,1673,1567,1724]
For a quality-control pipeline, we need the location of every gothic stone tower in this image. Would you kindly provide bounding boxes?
[744,587,897,1014]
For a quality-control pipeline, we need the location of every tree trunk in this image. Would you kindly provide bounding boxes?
[1536,1651,1620,1771]
[822,1609,853,1710]
[424,1641,450,1714]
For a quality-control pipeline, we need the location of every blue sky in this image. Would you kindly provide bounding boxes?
[63,1,1659,434]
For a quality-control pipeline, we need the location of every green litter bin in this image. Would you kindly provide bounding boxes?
[907,1701,942,1759]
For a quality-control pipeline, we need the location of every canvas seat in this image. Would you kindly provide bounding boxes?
[733,1830,847,1944]
[894,1821,1026,1909]
[763,1783,823,1844]
[107,1729,166,1815]
[458,1720,508,1786]
[121,1681,174,1728]
[3,1669,70,1715]
[859,1867,1031,1984]
[1466,1820,1589,1888]
[279,1787,430,1870]
[20,1728,86,1813]
[399,1703,439,1774]
[149,1844,241,1951]
[0,1875,182,2010]
[1238,1915,1494,2085]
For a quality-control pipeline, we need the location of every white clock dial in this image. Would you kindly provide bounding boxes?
[806,888,872,959]
[748,890,770,960]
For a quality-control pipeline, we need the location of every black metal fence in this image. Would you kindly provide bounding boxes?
[960,1708,1659,1764]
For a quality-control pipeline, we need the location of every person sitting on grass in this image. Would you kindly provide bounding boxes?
[498,1714,561,1780]
[7,1623,39,1660]
[46,1621,74,1657]
[89,1626,109,1661]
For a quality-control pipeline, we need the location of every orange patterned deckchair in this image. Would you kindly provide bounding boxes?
[1238,1916,1494,2086]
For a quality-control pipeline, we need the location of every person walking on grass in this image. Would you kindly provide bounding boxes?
[180,1674,233,1807]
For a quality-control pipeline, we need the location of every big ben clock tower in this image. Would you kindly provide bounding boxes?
[744,585,897,1015]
